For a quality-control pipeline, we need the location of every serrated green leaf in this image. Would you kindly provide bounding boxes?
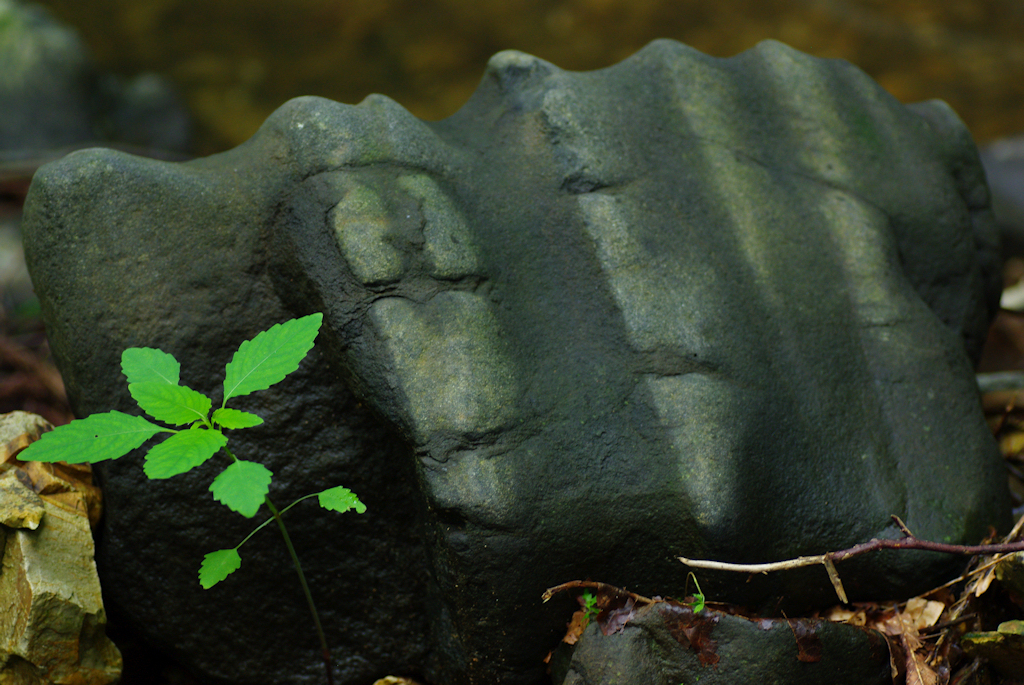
[199,548,241,589]
[143,429,227,479]
[129,382,212,426]
[121,347,180,386]
[18,411,164,464]
[222,313,323,404]
[209,460,273,518]
[211,407,264,429]
[318,486,366,514]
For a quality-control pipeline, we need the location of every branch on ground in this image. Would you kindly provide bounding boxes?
[678,515,1024,604]
[541,580,655,605]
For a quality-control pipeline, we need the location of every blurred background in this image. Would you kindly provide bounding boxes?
[20,0,1024,153]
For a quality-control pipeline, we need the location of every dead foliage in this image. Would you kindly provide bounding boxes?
[0,314,71,427]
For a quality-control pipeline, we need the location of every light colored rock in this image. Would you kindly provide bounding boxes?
[16,460,102,531]
[0,470,43,529]
[0,498,122,684]
[0,412,121,685]
[1,412,103,530]
[0,412,50,461]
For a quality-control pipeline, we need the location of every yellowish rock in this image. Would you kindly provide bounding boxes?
[0,412,121,685]
[0,497,122,684]
[0,470,44,530]
[0,412,103,531]
[0,412,50,462]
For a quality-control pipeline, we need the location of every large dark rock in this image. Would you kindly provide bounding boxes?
[21,39,1009,684]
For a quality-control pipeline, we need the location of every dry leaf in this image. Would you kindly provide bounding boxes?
[825,606,866,626]
[563,609,590,645]
[879,609,923,652]
[974,564,999,597]
[904,597,944,630]
[659,603,721,667]
[789,621,822,663]
[601,597,637,636]
[904,643,940,685]
[874,604,943,685]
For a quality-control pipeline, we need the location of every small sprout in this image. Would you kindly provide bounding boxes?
[581,589,600,626]
[686,571,706,613]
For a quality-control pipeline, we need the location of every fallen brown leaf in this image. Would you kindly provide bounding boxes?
[600,597,637,636]
[904,644,940,685]
[659,603,720,667]
[563,609,590,645]
[787,620,822,664]
[904,597,944,631]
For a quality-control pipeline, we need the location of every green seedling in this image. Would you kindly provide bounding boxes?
[19,313,358,685]
[685,571,706,613]
[580,589,600,626]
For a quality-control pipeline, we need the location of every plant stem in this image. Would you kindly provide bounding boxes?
[234,493,321,550]
[265,495,334,685]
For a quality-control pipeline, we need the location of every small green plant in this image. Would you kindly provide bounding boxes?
[19,313,358,684]
[685,571,706,613]
[580,589,600,626]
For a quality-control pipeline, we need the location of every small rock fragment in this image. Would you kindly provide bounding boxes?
[0,410,51,461]
[0,468,44,529]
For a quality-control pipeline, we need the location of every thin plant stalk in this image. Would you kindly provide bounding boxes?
[266,495,334,685]
[222,444,334,685]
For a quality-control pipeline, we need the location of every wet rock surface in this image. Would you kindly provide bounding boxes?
[21,40,1010,684]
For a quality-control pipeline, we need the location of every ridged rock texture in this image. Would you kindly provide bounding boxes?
[21,39,1009,685]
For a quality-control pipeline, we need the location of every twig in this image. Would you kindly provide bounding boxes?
[919,613,977,636]
[950,657,982,685]
[678,514,1024,604]
[923,555,1005,596]
[891,515,915,537]
[542,580,655,605]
